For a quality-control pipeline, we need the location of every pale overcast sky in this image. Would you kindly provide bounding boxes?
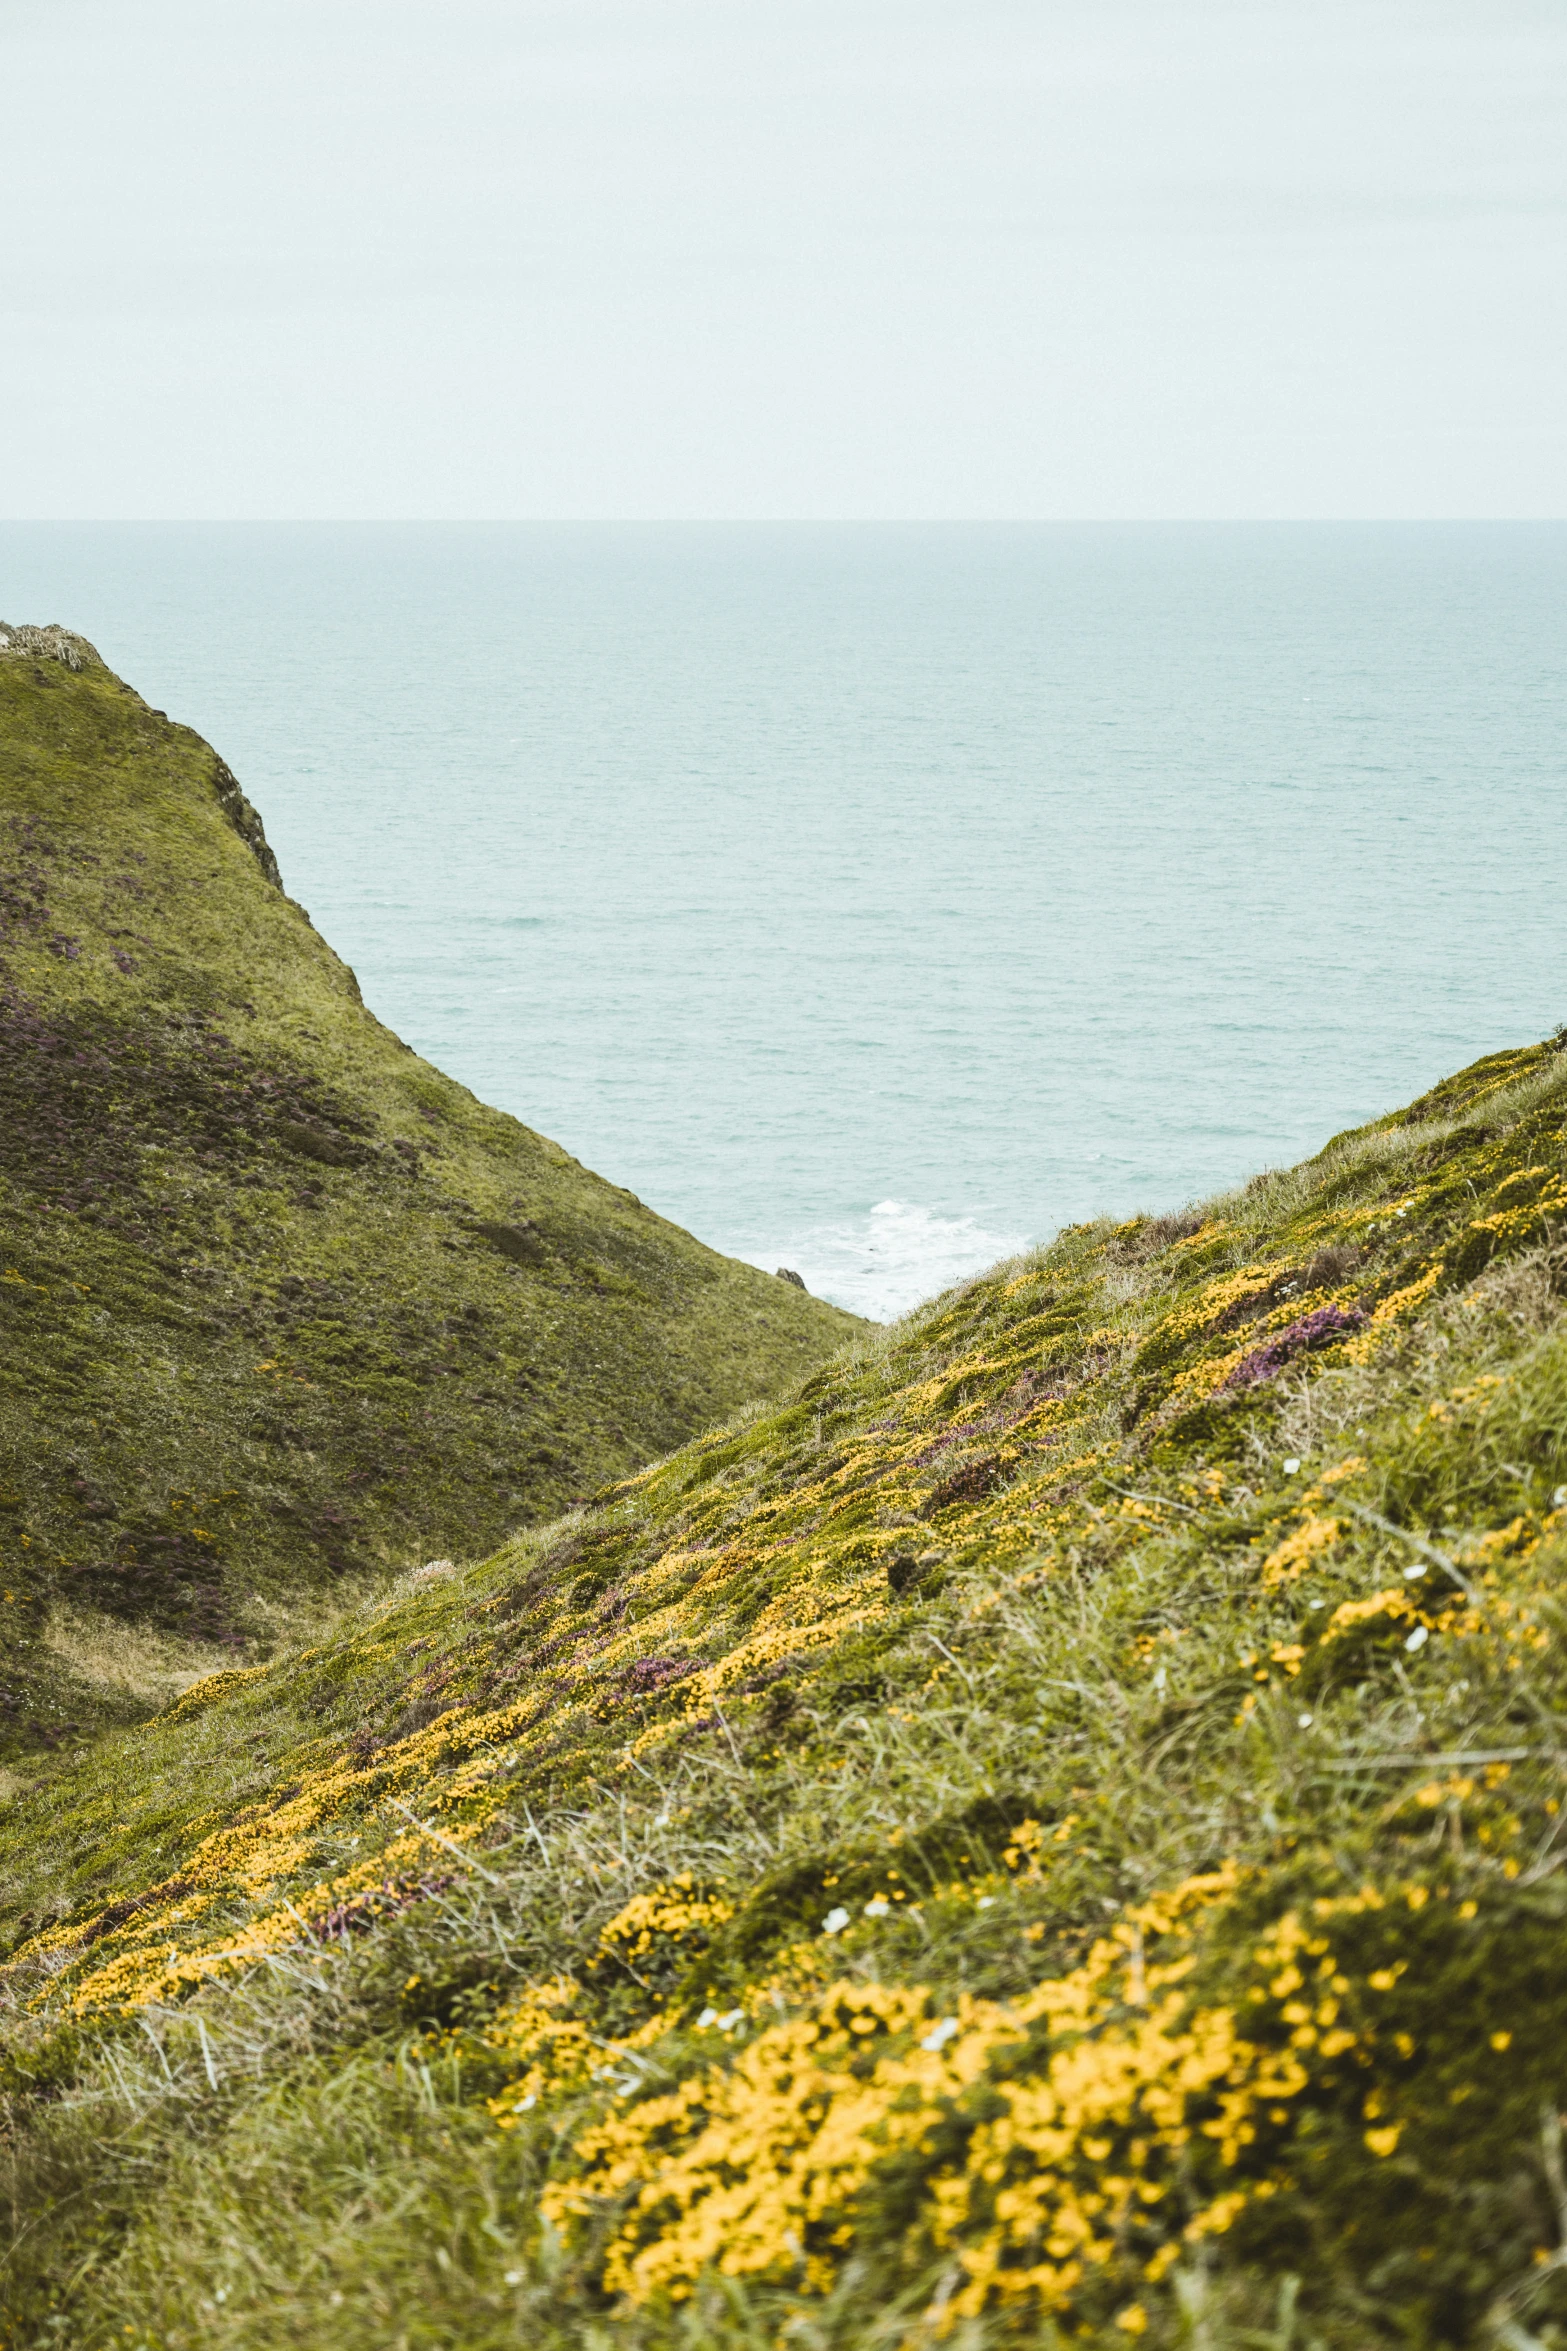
[1,0,1563,517]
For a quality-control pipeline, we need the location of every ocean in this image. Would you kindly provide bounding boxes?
[2,523,1563,1320]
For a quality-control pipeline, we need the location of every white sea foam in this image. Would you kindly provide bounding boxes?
[747,1199,1033,1323]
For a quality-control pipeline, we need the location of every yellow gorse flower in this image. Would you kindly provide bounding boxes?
[522,1865,1359,2320]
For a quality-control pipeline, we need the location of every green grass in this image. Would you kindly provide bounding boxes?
[7,1031,1567,2345]
[0,629,862,1759]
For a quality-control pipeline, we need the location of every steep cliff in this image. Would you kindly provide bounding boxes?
[0,627,862,1756]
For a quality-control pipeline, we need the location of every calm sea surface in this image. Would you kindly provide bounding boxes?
[2,524,1563,1319]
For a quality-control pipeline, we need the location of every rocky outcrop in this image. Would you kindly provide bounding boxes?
[211,756,283,890]
[0,623,99,672]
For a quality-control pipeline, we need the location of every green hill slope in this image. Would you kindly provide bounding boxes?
[7,1034,1567,2346]
[0,623,861,1757]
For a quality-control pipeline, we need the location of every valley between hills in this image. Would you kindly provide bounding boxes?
[5,628,1567,2346]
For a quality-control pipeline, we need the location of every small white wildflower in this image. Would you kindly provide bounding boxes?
[1151,1665,1167,1695]
[214,2289,228,2304]
[1283,1457,1301,1475]
[822,1906,851,1935]
[1404,1563,1428,1580]
[517,2092,537,2110]
[504,2271,524,2286]
[921,2017,959,2052]
[863,1896,891,1917]
[1298,1713,1313,1729]
[717,2009,744,2032]
[1307,1597,1325,1610]
[696,2006,719,2027]
[976,1895,996,1908]
[1555,1487,1567,1509]
[1405,1626,1429,1653]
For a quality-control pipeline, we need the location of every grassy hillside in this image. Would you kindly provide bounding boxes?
[6,1033,1567,2346]
[0,623,861,1759]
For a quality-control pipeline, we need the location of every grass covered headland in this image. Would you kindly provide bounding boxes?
[7,1027,1567,2346]
[0,623,859,1758]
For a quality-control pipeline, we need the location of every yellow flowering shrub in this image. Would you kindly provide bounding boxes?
[1260,1514,1342,1587]
[506,1854,1567,2334]
[1343,1265,1443,1362]
[593,1878,737,1996]
[540,1905,1278,2315]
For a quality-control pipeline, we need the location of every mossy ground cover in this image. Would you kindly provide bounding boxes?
[0,628,859,1757]
[7,1035,1567,2344]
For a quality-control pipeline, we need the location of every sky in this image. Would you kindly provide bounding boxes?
[1,0,1563,518]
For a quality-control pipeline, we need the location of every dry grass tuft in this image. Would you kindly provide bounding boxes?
[43,1608,240,1706]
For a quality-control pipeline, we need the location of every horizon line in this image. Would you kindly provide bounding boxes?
[3,514,1566,529]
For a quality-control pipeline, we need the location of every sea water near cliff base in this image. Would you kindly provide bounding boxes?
[2,523,1564,1322]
